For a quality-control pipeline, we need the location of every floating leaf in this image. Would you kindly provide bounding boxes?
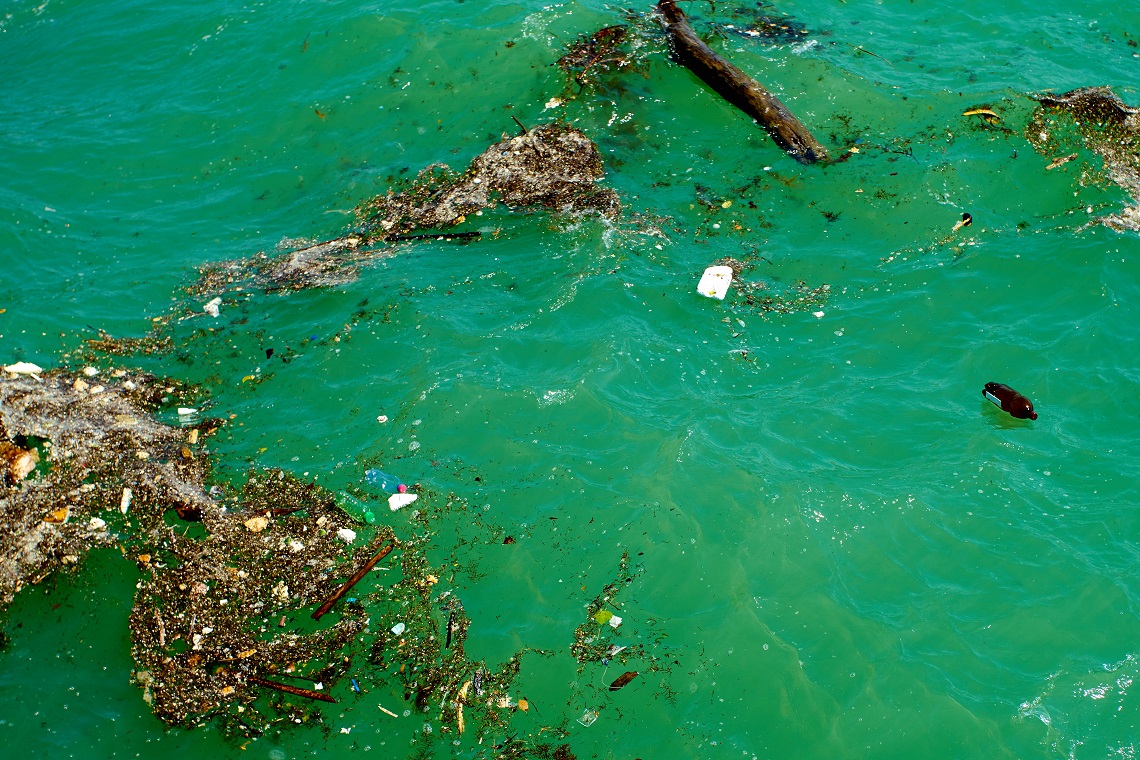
[609,671,639,691]
[592,609,613,625]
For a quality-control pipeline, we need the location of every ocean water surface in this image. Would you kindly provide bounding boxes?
[2,1,1140,758]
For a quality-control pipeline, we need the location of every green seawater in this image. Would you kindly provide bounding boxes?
[3,1,1140,757]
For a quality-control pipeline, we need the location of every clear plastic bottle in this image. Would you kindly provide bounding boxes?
[365,468,403,491]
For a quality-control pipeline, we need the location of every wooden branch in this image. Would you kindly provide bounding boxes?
[655,0,828,164]
[311,541,395,620]
[247,674,337,703]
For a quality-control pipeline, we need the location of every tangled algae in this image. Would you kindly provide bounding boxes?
[194,123,619,294]
[1028,86,1140,233]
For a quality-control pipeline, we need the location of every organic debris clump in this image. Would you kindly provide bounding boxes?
[711,2,812,45]
[355,123,620,235]
[193,123,619,295]
[710,257,831,315]
[740,279,831,315]
[556,25,631,87]
[1028,86,1140,232]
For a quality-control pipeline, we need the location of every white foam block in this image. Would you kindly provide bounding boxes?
[697,266,733,300]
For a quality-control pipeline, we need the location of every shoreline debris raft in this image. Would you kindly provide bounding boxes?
[655,0,828,164]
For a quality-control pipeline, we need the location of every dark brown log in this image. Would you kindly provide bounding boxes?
[656,0,828,164]
[311,541,395,620]
[247,674,337,703]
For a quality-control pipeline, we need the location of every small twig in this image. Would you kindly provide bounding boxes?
[247,675,337,704]
[511,115,529,134]
[312,541,396,620]
[845,42,893,67]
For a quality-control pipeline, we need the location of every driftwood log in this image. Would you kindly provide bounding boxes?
[656,0,828,164]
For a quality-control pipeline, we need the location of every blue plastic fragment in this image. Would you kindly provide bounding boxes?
[351,678,361,693]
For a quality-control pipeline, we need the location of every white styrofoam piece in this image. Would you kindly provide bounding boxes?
[697,265,733,300]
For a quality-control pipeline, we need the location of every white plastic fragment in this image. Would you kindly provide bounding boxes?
[391,622,406,635]
[89,517,107,530]
[203,297,222,317]
[82,366,99,377]
[4,361,43,375]
[337,528,357,543]
[388,492,418,511]
[120,487,133,514]
[812,311,825,319]
[376,414,389,424]
[697,265,733,300]
[608,615,623,628]
[177,407,197,416]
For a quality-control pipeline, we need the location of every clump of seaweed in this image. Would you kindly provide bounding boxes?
[570,552,640,668]
[1028,86,1140,233]
[709,256,831,315]
[192,123,619,295]
[557,25,631,87]
[740,279,830,314]
[710,2,812,45]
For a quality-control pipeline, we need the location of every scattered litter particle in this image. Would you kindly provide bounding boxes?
[243,515,269,532]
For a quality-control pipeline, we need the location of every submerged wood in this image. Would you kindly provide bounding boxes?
[655,0,827,164]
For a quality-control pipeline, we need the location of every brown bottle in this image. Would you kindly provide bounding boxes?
[983,382,1037,420]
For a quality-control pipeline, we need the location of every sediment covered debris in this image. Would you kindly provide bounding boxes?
[0,367,207,608]
[194,123,619,294]
[1029,86,1140,233]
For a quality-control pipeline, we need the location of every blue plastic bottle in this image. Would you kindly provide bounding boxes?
[365,468,402,492]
